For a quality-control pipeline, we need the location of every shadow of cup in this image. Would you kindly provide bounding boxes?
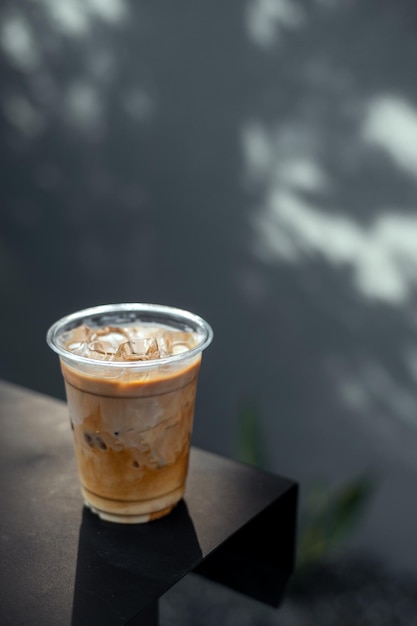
[71,500,202,625]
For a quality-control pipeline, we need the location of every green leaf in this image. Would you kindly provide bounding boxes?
[235,400,267,469]
[296,474,376,573]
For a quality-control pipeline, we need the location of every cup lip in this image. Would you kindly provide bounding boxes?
[46,302,214,370]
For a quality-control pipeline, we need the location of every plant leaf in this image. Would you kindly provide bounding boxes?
[235,400,267,469]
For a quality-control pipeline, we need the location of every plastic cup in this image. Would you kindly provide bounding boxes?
[46,303,213,523]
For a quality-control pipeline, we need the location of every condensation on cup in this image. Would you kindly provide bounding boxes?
[47,303,213,523]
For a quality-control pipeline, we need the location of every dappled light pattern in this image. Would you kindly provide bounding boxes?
[2,92,44,136]
[0,0,152,139]
[246,0,345,48]
[331,357,417,472]
[241,0,417,582]
[245,0,306,48]
[0,11,40,71]
[363,96,417,178]
[35,0,127,36]
[65,80,103,133]
[244,102,417,305]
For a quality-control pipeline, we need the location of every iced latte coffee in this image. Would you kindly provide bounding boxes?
[47,304,213,523]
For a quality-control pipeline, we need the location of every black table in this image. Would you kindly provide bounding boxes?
[0,380,298,625]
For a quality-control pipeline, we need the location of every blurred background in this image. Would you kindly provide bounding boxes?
[2,0,417,623]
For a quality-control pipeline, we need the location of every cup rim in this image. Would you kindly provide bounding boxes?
[46,302,213,370]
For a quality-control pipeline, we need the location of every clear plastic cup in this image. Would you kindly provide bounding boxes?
[47,303,213,523]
